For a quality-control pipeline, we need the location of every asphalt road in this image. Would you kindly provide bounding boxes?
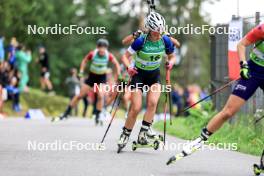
[0,118,259,176]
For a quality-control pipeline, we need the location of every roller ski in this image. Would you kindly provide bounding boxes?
[166,137,204,165]
[253,150,264,175]
[131,128,161,151]
[117,128,130,153]
[51,114,68,122]
[52,105,72,122]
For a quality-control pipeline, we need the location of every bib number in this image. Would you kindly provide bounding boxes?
[150,55,161,61]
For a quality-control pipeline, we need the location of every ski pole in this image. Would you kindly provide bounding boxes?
[100,92,122,144]
[255,115,264,124]
[147,0,155,13]
[180,78,239,114]
[109,78,125,114]
[163,91,168,146]
[100,79,131,144]
[163,67,172,146]
[260,149,264,168]
[261,149,264,168]
[165,68,173,125]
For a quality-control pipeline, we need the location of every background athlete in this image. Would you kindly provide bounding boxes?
[117,11,176,152]
[167,23,264,164]
[52,39,121,125]
[36,46,54,94]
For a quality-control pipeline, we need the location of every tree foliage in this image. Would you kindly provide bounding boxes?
[0,0,217,94]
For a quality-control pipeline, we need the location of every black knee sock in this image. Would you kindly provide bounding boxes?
[200,127,213,141]
[95,110,101,120]
[140,120,151,132]
[122,127,132,136]
[62,105,72,118]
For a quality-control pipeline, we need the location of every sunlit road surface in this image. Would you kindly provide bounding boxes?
[0,118,258,176]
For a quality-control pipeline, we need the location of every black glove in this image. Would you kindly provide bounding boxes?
[132,30,143,39]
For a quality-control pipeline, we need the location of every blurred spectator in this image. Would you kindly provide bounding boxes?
[65,68,80,116]
[171,84,184,116]
[0,35,5,63]
[15,44,32,92]
[65,68,89,117]
[6,76,20,112]
[0,61,20,112]
[186,84,202,110]
[0,85,3,115]
[7,37,18,69]
[36,46,53,93]
[200,88,209,100]
[0,62,9,114]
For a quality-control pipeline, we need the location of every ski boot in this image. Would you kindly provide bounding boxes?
[167,137,204,165]
[95,114,100,126]
[253,150,264,175]
[147,126,164,142]
[117,129,130,153]
[253,164,264,176]
[132,130,160,151]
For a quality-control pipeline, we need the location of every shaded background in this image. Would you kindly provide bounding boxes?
[0,0,215,95]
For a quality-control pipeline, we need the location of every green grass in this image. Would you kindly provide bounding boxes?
[4,88,69,117]
[154,103,264,156]
[4,88,128,118]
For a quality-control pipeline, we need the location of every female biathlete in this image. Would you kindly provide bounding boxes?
[167,23,264,167]
[117,11,176,152]
[52,39,121,125]
[119,28,180,136]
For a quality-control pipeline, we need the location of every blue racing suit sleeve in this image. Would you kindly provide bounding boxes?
[130,36,145,52]
[162,35,175,55]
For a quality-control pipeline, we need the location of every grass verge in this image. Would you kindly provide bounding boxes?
[4,88,69,117]
[154,102,264,156]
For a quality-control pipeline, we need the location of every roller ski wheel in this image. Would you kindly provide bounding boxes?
[132,141,137,151]
[253,164,261,176]
[131,140,160,151]
[153,140,159,150]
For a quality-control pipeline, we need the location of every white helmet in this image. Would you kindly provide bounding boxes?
[145,12,166,34]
